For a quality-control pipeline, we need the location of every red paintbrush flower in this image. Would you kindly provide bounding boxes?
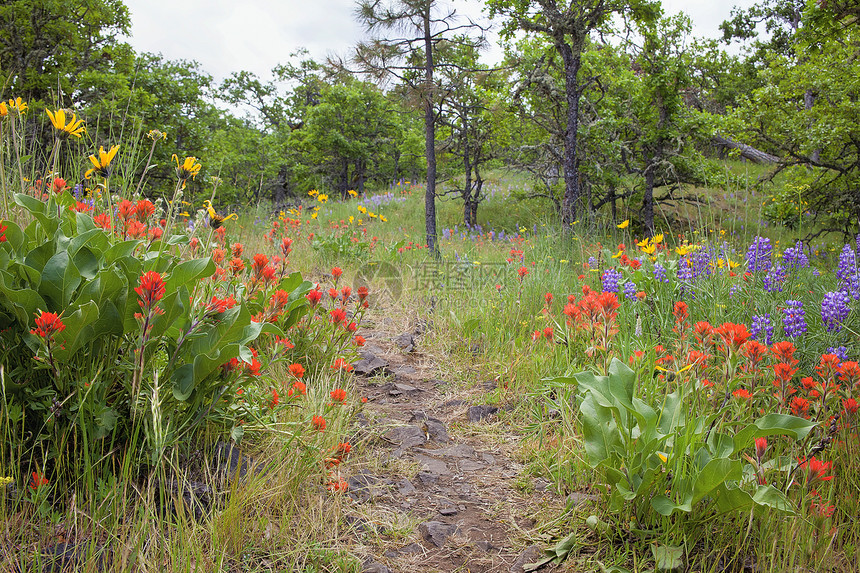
[135,271,165,313]
[31,311,65,339]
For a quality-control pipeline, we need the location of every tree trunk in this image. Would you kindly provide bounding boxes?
[559,42,583,230]
[357,159,366,195]
[463,130,472,228]
[643,157,655,237]
[340,158,349,199]
[805,89,820,163]
[471,175,482,226]
[712,135,779,164]
[423,8,438,254]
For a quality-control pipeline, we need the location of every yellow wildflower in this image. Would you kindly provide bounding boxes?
[348,215,354,223]
[6,97,27,114]
[203,200,237,228]
[172,155,202,181]
[85,145,120,179]
[617,219,629,229]
[46,109,86,138]
[357,205,367,214]
[0,102,7,118]
[0,476,13,487]
[147,129,168,141]
[652,233,664,245]
[640,243,656,255]
[311,211,318,219]
[308,189,319,197]
[379,215,387,222]
[675,245,691,256]
[347,189,358,197]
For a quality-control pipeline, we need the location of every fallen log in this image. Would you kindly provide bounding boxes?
[712,135,780,164]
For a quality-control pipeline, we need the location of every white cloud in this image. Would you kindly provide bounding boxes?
[122,0,759,81]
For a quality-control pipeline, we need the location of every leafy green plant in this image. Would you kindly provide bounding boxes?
[557,358,816,566]
[0,187,292,484]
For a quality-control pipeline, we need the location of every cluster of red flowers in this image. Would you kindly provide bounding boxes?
[134,271,166,316]
[31,311,66,339]
[613,244,642,270]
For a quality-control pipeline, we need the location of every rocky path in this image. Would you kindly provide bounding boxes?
[344,317,565,573]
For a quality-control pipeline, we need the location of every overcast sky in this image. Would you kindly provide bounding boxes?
[122,0,758,82]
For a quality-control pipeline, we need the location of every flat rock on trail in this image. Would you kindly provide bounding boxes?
[343,318,564,573]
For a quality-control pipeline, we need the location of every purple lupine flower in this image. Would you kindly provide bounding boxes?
[690,249,713,280]
[677,256,693,282]
[602,268,623,293]
[653,262,668,283]
[745,236,772,273]
[623,281,637,300]
[782,300,807,338]
[821,290,851,333]
[750,313,774,345]
[782,241,809,270]
[588,256,598,269]
[729,285,740,298]
[827,346,849,362]
[837,244,859,299]
[763,264,787,293]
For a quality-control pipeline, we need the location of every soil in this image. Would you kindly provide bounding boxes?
[343,313,567,573]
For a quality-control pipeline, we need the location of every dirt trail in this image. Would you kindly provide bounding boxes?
[344,313,565,573]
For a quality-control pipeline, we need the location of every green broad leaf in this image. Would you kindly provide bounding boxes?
[92,404,119,440]
[75,212,97,233]
[0,274,47,325]
[73,269,128,336]
[713,484,754,513]
[585,515,611,536]
[543,375,578,386]
[463,317,481,337]
[523,532,580,571]
[163,257,215,292]
[651,494,692,516]
[53,301,99,360]
[630,396,658,442]
[0,219,25,252]
[616,481,636,501]
[40,250,82,307]
[752,484,794,513]
[24,241,56,274]
[657,390,684,435]
[692,458,742,504]
[579,392,623,467]
[14,193,58,235]
[231,425,245,443]
[9,260,42,286]
[67,228,104,257]
[172,363,195,401]
[103,240,141,265]
[707,431,735,459]
[596,562,631,573]
[651,543,684,571]
[732,414,818,454]
[147,287,190,339]
[277,271,305,294]
[73,246,99,280]
[576,358,636,411]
